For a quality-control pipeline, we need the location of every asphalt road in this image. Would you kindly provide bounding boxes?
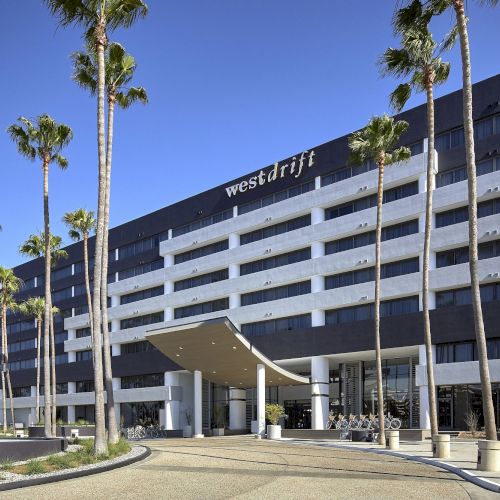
[3,436,497,499]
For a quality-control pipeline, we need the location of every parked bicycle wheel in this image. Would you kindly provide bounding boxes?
[390,418,402,430]
[135,426,146,439]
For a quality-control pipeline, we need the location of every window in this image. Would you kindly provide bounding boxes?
[241,281,311,306]
[76,380,94,393]
[238,180,315,215]
[74,304,89,316]
[240,247,311,276]
[22,275,43,291]
[120,311,164,330]
[117,234,160,260]
[9,359,36,371]
[74,258,94,275]
[436,239,500,268]
[435,340,500,363]
[436,282,500,308]
[174,269,229,292]
[241,314,312,338]
[120,285,164,305]
[325,296,419,325]
[325,258,419,289]
[76,327,91,338]
[121,341,157,355]
[7,320,34,335]
[76,350,93,362]
[121,373,163,389]
[171,209,233,238]
[52,265,73,282]
[174,298,229,319]
[40,383,68,395]
[73,283,86,297]
[321,160,376,188]
[174,239,229,264]
[436,198,500,228]
[52,286,72,302]
[118,259,163,281]
[240,214,311,245]
[8,338,36,353]
[55,332,68,344]
[13,386,31,398]
[325,182,418,220]
[436,157,500,188]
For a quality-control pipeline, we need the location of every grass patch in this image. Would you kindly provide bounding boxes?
[0,458,13,471]
[9,438,132,476]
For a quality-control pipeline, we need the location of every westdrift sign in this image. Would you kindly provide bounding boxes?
[225,150,316,198]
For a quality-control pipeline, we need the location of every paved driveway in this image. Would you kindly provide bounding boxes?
[4,436,497,499]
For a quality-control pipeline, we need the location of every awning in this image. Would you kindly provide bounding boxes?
[145,317,310,388]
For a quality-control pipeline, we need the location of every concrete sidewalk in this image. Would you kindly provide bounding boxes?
[284,438,500,493]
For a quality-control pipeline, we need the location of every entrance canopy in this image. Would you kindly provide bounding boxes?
[145,317,309,388]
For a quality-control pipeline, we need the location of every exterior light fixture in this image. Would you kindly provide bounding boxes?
[175,354,180,357]
[211,341,216,345]
[232,346,237,350]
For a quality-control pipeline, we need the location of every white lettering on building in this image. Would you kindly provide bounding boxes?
[225,150,316,198]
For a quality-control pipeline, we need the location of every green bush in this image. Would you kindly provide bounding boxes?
[46,453,75,470]
[265,403,286,425]
[25,459,46,475]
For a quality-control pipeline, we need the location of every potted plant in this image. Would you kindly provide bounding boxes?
[212,405,225,437]
[183,409,193,438]
[265,403,286,440]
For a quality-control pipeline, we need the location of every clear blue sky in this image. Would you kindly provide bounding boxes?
[1,1,499,268]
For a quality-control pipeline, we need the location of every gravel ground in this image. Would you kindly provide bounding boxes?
[0,445,145,485]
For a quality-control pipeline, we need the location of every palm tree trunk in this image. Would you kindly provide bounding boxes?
[91,21,109,455]
[50,313,57,435]
[36,318,41,423]
[3,308,15,430]
[1,307,8,432]
[5,370,14,431]
[102,96,118,443]
[43,158,52,438]
[453,0,497,441]
[83,233,94,342]
[423,80,439,437]
[374,160,386,445]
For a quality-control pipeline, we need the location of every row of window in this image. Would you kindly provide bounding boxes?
[76,350,93,362]
[121,341,157,355]
[325,220,419,255]
[115,259,164,282]
[436,338,500,364]
[120,312,164,331]
[325,296,420,325]
[436,282,500,308]
[120,285,164,305]
[325,182,419,220]
[240,248,311,276]
[436,239,500,268]
[241,313,312,338]
[240,214,311,246]
[116,234,160,260]
[325,258,419,290]
[174,269,228,292]
[174,298,229,320]
[121,373,163,389]
[435,197,500,228]
[171,209,233,238]
[241,281,311,306]
[436,156,500,188]
[174,239,229,265]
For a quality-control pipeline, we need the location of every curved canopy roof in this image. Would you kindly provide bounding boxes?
[145,317,310,388]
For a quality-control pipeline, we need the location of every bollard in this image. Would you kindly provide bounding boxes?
[477,440,500,472]
[432,434,450,459]
[386,430,399,450]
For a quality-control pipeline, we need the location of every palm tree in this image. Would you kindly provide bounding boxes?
[18,297,45,423]
[0,267,22,432]
[18,230,69,437]
[72,42,147,444]
[404,0,498,443]
[380,0,454,439]
[45,0,148,455]
[63,209,96,340]
[8,116,71,438]
[50,304,60,433]
[348,115,411,445]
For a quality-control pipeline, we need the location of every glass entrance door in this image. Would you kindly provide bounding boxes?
[437,386,453,429]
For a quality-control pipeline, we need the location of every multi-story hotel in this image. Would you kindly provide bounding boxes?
[6,74,500,433]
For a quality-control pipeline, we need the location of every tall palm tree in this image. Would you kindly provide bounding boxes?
[0,267,22,432]
[45,0,148,455]
[63,209,96,340]
[19,231,68,436]
[380,0,453,439]
[72,42,147,444]
[18,297,45,423]
[348,115,411,445]
[404,0,498,443]
[8,115,72,438]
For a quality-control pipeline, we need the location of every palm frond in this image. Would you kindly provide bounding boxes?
[389,83,412,112]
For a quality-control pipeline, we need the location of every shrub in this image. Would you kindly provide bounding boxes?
[0,458,13,471]
[108,438,130,459]
[25,459,46,475]
[47,454,75,470]
[265,404,286,425]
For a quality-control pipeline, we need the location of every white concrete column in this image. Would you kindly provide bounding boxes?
[311,275,324,293]
[164,254,174,267]
[68,382,76,394]
[229,263,239,280]
[164,372,180,430]
[311,241,324,260]
[165,280,174,295]
[111,319,120,333]
[111,295,120,308]
[314,175,322,190]
[68,351,76,363]
[112,378,121,390]
[229,388,246,430]
[311,356,330,430]
[229,233,239,249]
[164,307,174,322]
[67,405,76,423]
[111,344,121,356]
[311,206,325,225]
[229,293,240,309]
[257,364,266,437]
[193,370,204,438]
[67,328,76,341]
[311,310,325,327]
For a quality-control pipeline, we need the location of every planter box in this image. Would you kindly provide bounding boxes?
[267,425,281,440]
[0,438,67,461]
[351,429,374,442]
[28,426,95,438]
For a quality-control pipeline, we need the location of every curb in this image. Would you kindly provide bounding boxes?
[287,439,500,494]
[0,445,151,492]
